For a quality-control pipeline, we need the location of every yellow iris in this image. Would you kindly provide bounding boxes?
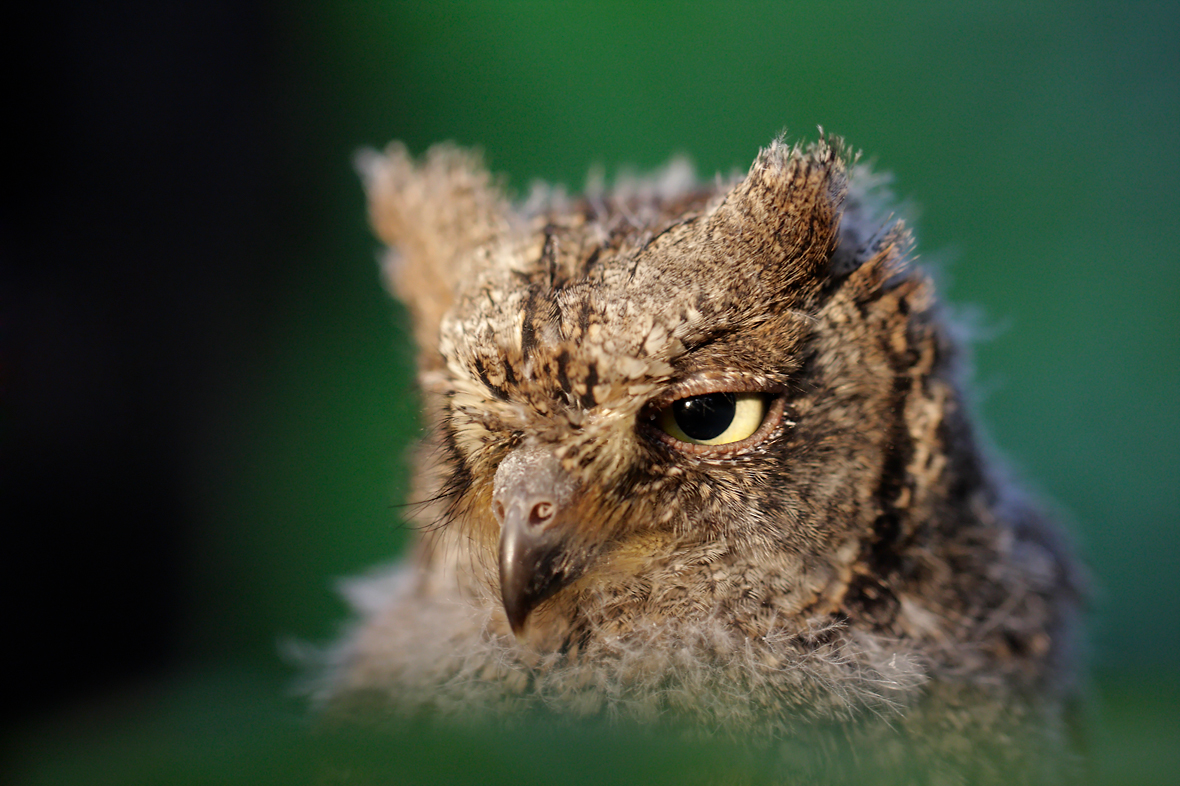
[657,392,768,446]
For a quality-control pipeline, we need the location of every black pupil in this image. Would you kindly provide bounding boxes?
[672,392,736,441]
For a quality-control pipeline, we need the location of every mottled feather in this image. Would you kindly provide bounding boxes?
[323,135,1083,781]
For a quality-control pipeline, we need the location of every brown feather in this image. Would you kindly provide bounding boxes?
[321,134,1085,781]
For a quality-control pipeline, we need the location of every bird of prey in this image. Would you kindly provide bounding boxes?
[318,135,1083,782]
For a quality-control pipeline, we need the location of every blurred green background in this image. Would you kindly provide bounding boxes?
[7,0,1177,783]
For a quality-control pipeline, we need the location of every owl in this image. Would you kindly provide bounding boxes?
[319,135,1083,781]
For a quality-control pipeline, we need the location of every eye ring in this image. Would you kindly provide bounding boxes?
[641,385,788,456]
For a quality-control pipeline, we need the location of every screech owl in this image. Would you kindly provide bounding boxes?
[318,135,1084,781]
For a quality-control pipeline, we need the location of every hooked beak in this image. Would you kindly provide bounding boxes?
[493,447,580,637]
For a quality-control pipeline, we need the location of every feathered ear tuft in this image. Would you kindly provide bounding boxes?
[705,135,850,297]
[358,143,510,368]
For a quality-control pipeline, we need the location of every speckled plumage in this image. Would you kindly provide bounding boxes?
[321,135,1083,780]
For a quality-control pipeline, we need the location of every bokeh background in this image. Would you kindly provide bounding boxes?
[6,1,1177,783]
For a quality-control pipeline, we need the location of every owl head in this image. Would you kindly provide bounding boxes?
[360,136,978,653]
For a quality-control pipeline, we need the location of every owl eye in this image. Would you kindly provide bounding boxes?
[655,392,770,446]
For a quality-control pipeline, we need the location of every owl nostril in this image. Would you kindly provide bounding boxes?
[529,501,555,528]
[492,498,557,529]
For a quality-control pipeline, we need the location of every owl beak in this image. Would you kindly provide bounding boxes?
[492,447,580,637]
[497,504,573,636]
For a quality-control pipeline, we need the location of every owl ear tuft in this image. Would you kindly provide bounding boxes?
[358,143,510,366]
[707,135,850,294]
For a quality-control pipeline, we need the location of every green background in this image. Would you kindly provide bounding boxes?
[10,1,1178,783]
